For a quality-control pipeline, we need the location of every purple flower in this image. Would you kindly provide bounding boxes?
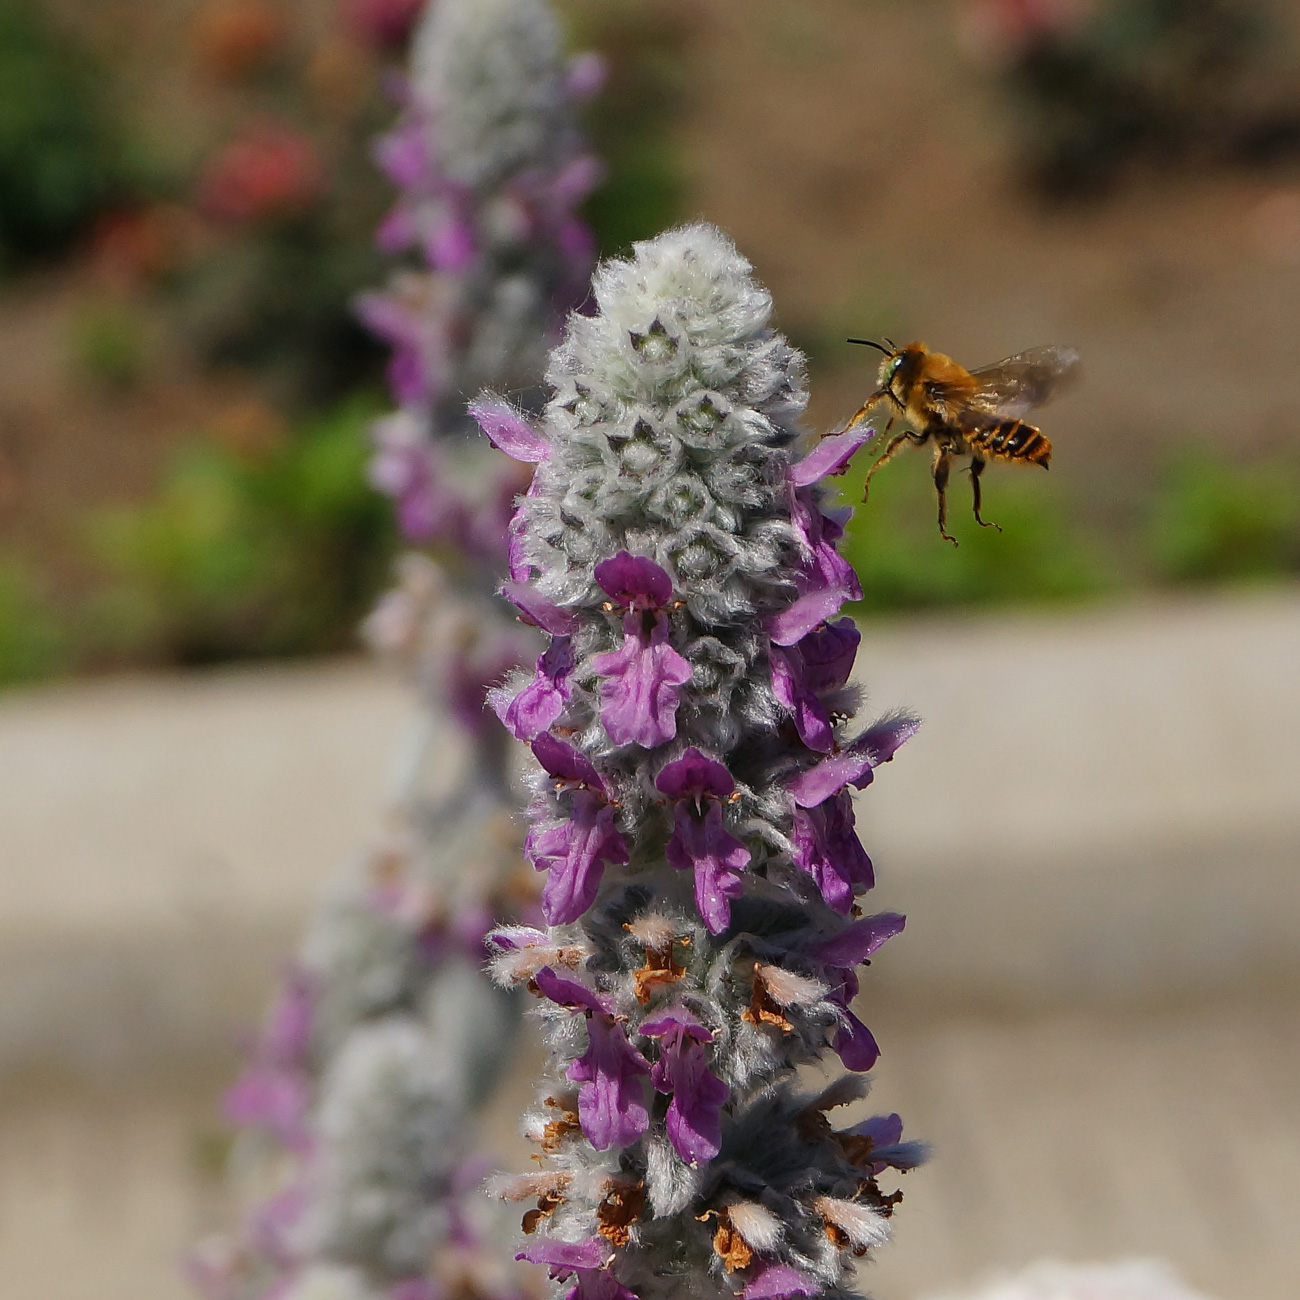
[534,968,651,1151]
[589,556,692,746]
[496,638,574,741]
[527,790,627,925]
[355,289,447,410]
[828,982,881,1072]
[566,1270,639,1300]
[655,749,750,934]
[526,736,628,924]
[810,914,905,1071]
[502,581,578,635]
[565,52,609,102]
[374,120,433,196]
[591,613,692,748]
[427,207,477,274]
[261,968,315,1066]
[841,1112,926,1175]
[517,1237,612,1274]
[767,649,826,754]
[768,490,864,645]
[789,426,874,487]
[796,618,861,693]
[790,791,873,912]
[742,1264,820,1300]
[594,551,674,608]
[788,716,920,809]
[223,1066,308,1148]
[533,733,605,788]
[641,1006,728,1166]
[770,618,861,753]
[814,912,907,969]
[368,414,461,542]
[470,397,551,464]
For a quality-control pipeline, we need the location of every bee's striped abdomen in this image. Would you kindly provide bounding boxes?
[968,418,1052,467]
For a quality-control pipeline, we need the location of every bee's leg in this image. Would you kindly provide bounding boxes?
[860,428,915,502]
[969,456,1002,532]
[840,389,889,434]
[933,448,958,546]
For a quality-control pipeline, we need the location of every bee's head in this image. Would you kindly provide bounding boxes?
[847,336,909,396]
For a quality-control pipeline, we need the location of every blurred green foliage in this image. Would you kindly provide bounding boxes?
[0,0,125,268]
[833,452,1112,613]
[1146,446,1300,583]
[71,298,147,388]
[0,559,66,686]
[87,398,395,666]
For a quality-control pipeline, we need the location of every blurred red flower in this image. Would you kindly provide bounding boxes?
[198,121,326,224]
[961,0,1092,60]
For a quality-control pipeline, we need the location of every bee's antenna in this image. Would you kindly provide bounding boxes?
[883,336,896,351]
[847,338,892,356]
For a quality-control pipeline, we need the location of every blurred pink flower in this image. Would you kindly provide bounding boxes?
[342,0,424,51]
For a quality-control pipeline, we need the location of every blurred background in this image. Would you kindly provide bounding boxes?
[0,0,1297,1297]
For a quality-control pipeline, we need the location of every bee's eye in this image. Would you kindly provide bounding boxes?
[888,357,902,377]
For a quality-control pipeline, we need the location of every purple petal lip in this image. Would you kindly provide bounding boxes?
[568,1011,651,1150]
[815,912,907,968]
[501,639,575,742]
[657,1036,728,1165]
[796,618,861,694]
[834,1008,881,1072]
[502,582,577,635]
[848,1112,904,1150]
[470,397,550,463]
[856,715,922,767]
[568,1269,640,1300]
[767,588,848,647]
[654,747,735,801]
[789,426,874,487]
[640,1004,713,1041]
[532,965,609,1016]
[593,551,673,608]
[528,793,628,925]
[787,750,872,808]
[532,733,605,791]
[769,645,833,754]
[665,800,749,935]
[516,1238,612,1272]
[486,926,550,951]
[788,716,920,807]
[790,794,873,913]
[591,612,692,749]
[742,1264,820,1300]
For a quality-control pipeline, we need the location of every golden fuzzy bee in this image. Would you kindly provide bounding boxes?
[841,338,1082,545]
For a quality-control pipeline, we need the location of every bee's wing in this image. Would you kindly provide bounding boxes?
[964,345,1082,420]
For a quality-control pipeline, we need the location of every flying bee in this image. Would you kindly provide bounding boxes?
[840,338,1082,545]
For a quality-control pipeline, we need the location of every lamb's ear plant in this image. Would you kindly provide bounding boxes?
[479,223,924,1300]
[192,2,601,1298]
